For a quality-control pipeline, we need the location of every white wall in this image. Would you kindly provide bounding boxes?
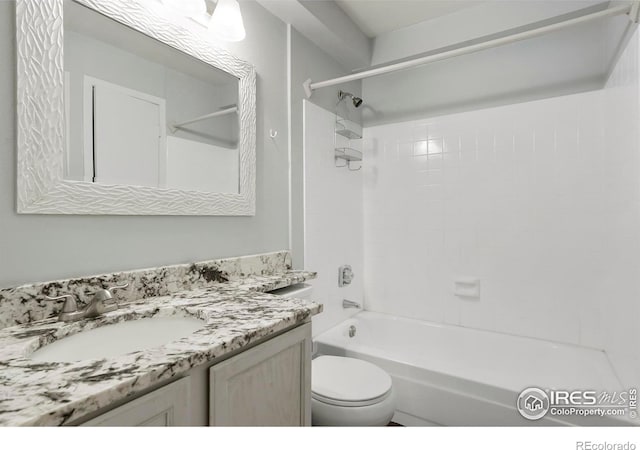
[290,27,362,269]
[166,137,239,193]
[601,29,640,388]
[363,77,638,356]
[362,2,628,127]
[370,1,605,65]
[257,0,371,72]
[304,100,363,336]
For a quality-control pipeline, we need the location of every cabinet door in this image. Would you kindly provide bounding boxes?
[80,377,191,426]
[209,323,311,426]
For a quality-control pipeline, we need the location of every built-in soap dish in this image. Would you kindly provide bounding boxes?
[454,277,481,299]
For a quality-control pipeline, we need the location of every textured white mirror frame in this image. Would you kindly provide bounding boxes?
[16,0,256,215]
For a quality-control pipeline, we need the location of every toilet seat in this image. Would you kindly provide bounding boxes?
[312,355,393,407]
[312,388,392,407]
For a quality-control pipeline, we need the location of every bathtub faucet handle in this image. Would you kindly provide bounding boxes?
[338,265,354,287]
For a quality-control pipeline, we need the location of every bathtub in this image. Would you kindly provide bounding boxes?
[314,311,633,426]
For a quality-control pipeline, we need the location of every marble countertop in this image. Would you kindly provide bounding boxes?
[0,271,320,426]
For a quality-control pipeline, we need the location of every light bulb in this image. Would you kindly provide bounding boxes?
[209,0,246,42]
[161,0,207,18]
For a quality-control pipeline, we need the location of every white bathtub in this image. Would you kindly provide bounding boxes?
[314,311,632,426]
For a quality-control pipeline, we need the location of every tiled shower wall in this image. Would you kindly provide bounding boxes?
[600,30,640,387]
[304,100,363,337]
[363,31,640,384]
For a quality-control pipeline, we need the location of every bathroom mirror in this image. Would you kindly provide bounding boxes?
[16,0,256,215]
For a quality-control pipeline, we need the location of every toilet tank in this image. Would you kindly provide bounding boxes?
[267,283,314,299]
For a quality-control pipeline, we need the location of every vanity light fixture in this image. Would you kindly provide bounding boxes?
[209,0,246,42]
[161,0,207,18]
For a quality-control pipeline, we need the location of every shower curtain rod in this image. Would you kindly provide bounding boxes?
[303,2,639,98]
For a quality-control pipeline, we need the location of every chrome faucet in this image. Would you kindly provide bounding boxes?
[342,299,361,309]
[46,283,129,322]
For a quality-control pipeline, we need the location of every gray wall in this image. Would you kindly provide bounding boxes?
[289,27,361,269]
[0,1,289,287]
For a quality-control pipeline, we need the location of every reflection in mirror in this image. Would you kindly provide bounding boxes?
[63,0,240,193]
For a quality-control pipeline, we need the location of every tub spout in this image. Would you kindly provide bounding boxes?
[343,299,361,309]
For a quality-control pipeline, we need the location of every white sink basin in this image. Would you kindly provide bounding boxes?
[30,316,206,362]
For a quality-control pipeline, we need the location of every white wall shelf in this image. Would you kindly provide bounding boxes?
[335,118,362,140]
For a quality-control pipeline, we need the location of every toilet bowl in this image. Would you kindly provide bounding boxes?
[311,355,396,426]
[269,284,395,425]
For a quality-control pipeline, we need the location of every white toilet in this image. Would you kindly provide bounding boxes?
[272,283,396,426]
[311,355,396,426]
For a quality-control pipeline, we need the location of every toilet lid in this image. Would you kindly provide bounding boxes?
[312,356,392,405]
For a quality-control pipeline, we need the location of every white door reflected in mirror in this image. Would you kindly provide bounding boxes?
[90,79,166,188]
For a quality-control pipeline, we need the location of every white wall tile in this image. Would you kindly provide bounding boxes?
[363,49,640,364]
[600,28,640,387]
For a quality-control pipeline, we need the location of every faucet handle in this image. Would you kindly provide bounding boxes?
[107,283,129,294]
[95,282,129,297]
[45,294,78,313]
[92,283,129,304]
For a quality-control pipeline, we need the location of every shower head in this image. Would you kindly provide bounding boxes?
[338,90,363,108]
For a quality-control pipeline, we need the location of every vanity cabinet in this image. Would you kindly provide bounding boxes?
[80,377,191,426]
[76,323,311,427]
[209,322,312,426]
